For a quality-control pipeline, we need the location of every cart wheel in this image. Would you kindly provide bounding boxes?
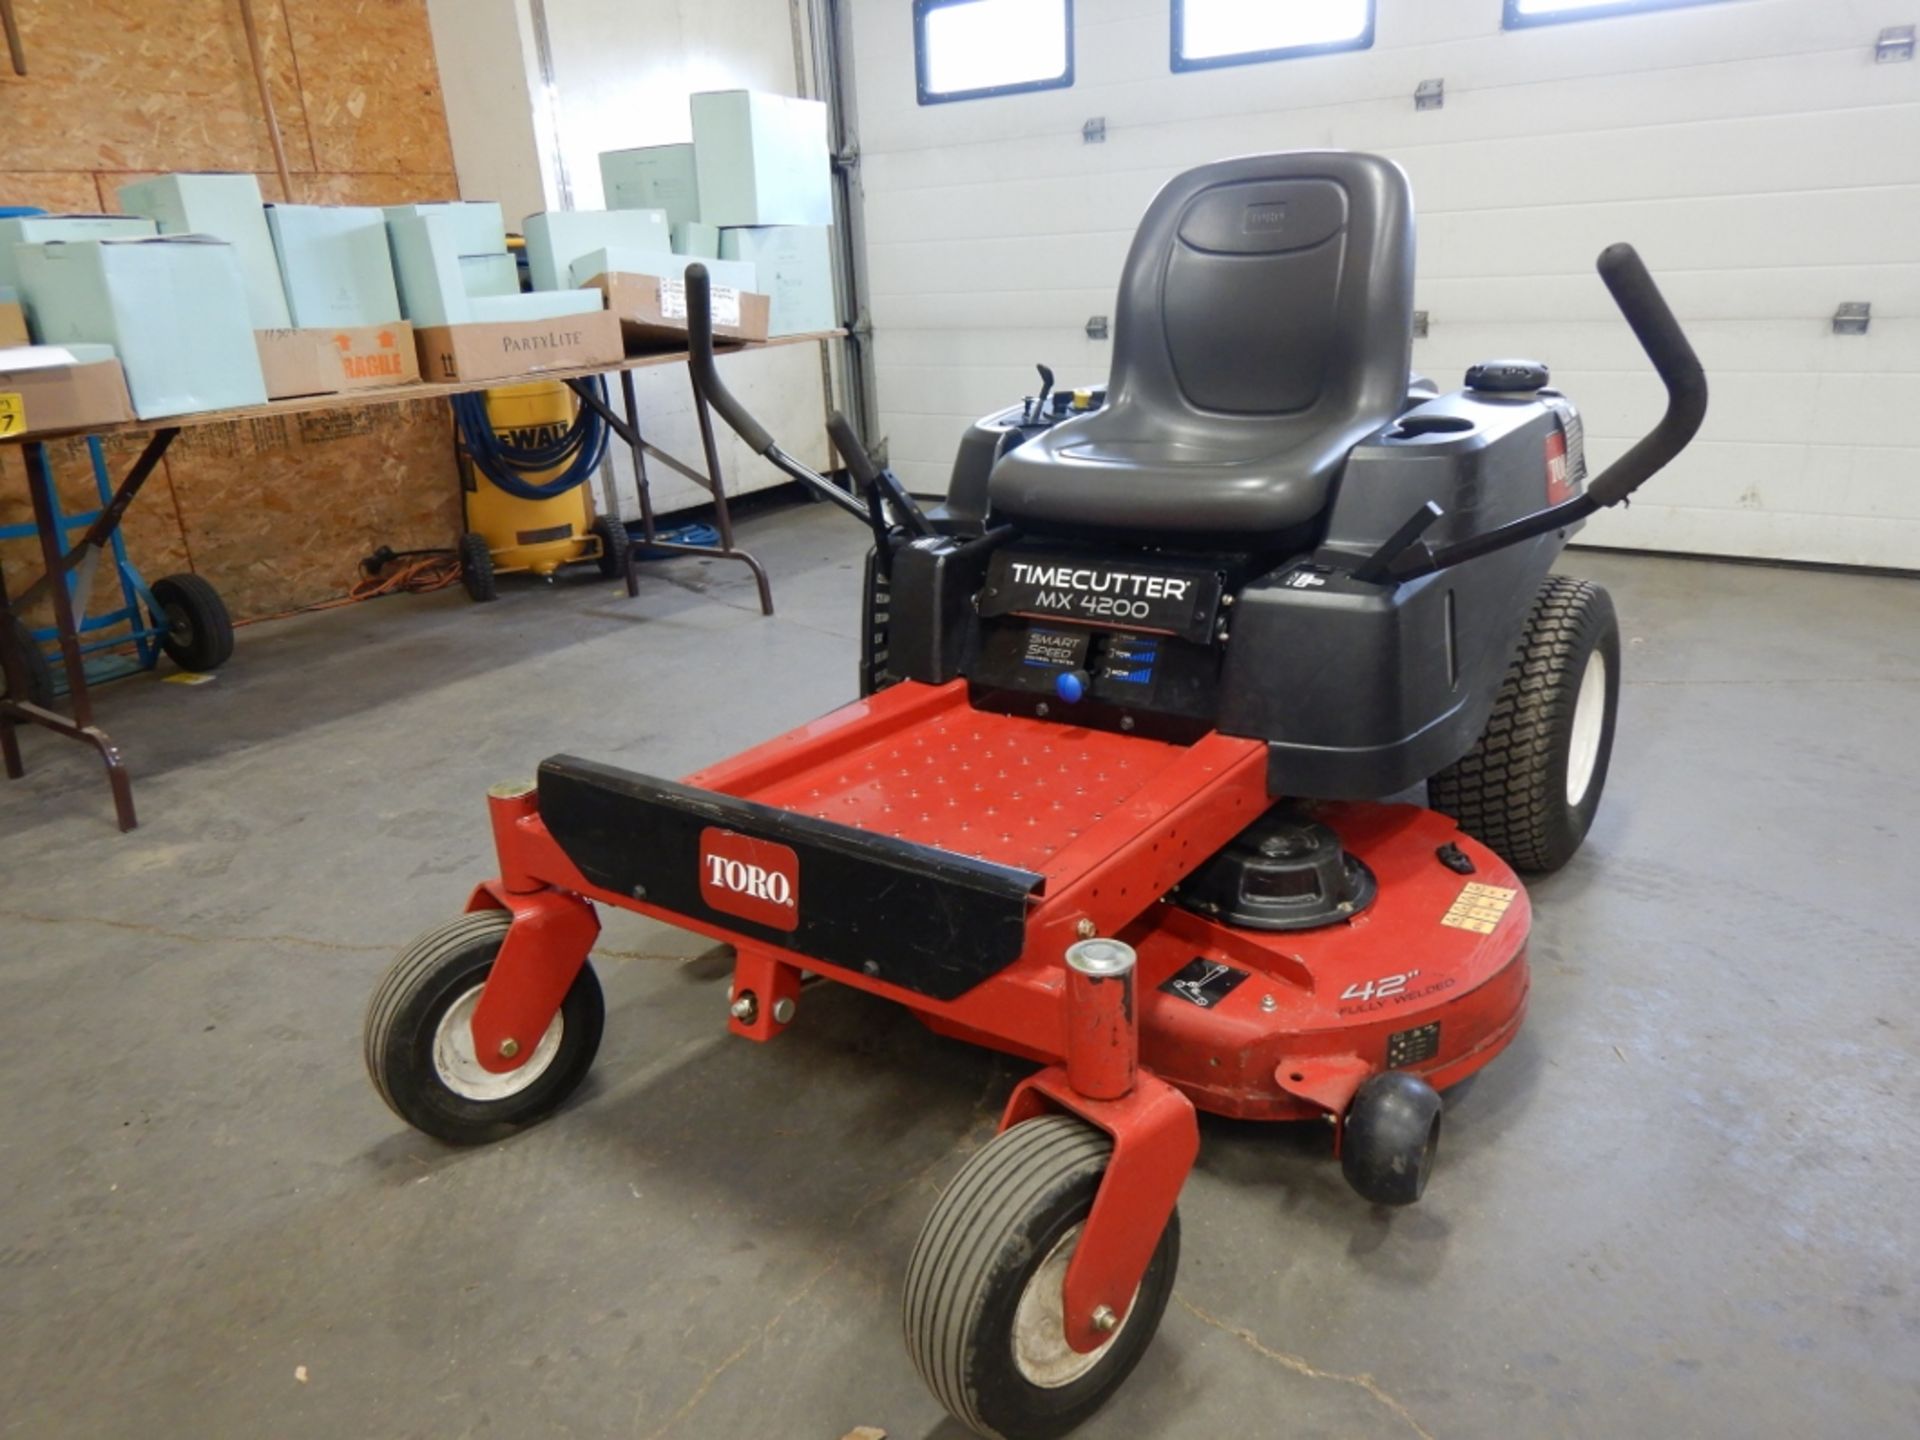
[1341,1071,1443,1207]
[459,532,499,603]
[589,514,630,579]
[904,1116,1179,1440]
[1428,575,1620,874]
[363,910,603,1145]
[1,615,55,709]
[151,573,235,673]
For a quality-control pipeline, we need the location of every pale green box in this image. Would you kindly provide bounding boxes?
[522,209,671,291]
[599,145,700,230]
[673,221,721,259]
[382,201,507,258]
[461,253,520,298]
[719,225,834,335]
[17,236,267,418]
[387,212,469,326]
[0,214,156,319]
[467,291,604,324]
[265,204,402,328]
[117,173,291,329]
[566,246,755,293]
[391,214,536,326]
[691,91,832,227]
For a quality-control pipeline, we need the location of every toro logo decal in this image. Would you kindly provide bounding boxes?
[1546,429,1578,505]
[698,828,800,931]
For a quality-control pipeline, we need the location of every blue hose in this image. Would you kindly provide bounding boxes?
[451,378,609,501]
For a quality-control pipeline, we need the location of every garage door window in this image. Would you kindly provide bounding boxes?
[1172,0,1374,72]
[1505,0,1730,28]
[915,0,1073,105]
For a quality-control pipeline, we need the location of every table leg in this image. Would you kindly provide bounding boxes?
[0,557,22,780]
[1,437,146,830]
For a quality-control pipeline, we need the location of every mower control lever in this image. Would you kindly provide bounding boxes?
[827,411,935,559]
[683,263,871,524]
[1381,243,1707,582]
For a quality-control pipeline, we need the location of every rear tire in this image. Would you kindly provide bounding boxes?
[589,514,630,579]
[904,1116,1179,1440]
[459,532,498,603]
[1,615,55,709]
[1428,575,1620,874]
[364,911,603,1144]
[150,573,234,673]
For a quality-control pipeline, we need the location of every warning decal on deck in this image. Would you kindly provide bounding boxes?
[1441,881,1517,934]
[1159,957,1249,1009]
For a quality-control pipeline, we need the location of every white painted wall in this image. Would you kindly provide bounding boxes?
[847,0,1920,567]
[427,0,833,518]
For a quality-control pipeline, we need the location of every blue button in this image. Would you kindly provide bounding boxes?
[1055,669,1087,704]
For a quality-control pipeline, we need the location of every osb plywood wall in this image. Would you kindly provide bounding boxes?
[0,0,463,620]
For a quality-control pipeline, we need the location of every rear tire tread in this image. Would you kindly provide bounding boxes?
[1428,575,1616,873]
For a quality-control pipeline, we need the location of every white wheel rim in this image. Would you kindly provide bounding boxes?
[431,983,564,1102]
[1565,649,1609,807]
[1011,1224,1134,1389]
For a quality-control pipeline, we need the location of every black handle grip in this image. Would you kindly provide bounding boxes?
[826,411,882,489]
[684,263,774,455]
[1586,242,1708,506]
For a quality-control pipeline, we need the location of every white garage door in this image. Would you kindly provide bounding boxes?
[848,0,1920,568]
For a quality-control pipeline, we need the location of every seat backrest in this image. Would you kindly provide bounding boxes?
[1109,150,1414,436]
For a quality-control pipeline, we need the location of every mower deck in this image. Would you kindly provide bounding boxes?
[467,677,1527,1123]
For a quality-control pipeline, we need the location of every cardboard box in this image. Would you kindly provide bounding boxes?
[255,323,420,399]
[265,204,402,328]
[117,173,292,329]
[17,236,267,418]
[718,225,836,336]
[673,221,722,259]
[0,214,156,302]
[590,272,770,348]
[0,344,135,436]
[413,308,623,383]
[599,144,700,229]
[521,209,670,291]
[0,299,26,346]
[566,245,755,292]
[691,91,833,227]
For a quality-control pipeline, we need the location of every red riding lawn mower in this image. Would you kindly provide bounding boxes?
[364,153,1706,1438]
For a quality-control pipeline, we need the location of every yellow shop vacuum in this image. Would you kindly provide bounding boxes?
[452,378,629,602]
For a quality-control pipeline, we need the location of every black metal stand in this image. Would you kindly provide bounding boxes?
[563,366,774,616]
[0,429,176,832]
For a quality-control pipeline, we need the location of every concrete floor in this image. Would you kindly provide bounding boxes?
[2,503,1917,1440]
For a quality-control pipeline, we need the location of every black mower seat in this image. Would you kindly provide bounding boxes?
[990,152,1415,545]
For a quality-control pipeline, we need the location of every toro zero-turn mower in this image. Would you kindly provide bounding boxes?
[363,153,1705,1438]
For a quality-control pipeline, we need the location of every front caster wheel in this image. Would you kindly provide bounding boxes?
[1342,1070,1443,1207]
[363,910,603,1144]
[904,1116,1179,1440]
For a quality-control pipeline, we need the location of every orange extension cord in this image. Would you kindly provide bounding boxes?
[233,553,464,629]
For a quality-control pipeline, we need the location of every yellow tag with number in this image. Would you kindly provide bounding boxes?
[0,392,24,438]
